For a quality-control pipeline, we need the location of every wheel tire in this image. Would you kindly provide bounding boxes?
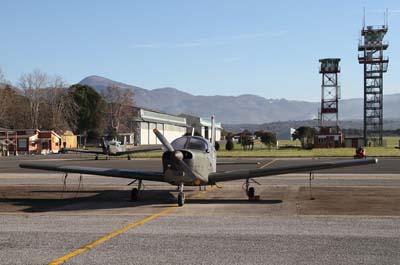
[131,188,139,201]
[247,187,255,199]
[128,156,131,160]
[178,193,185,207]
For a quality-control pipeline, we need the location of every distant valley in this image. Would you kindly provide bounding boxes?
[80,75,400,126]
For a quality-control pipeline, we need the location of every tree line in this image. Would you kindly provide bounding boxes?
[0,68,134,145]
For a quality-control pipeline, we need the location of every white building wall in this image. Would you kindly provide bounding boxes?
[139,121,186,145]
[216,129,221,141]
[149,123,157,144]
[140,122,149,145]
[164,123,186,143]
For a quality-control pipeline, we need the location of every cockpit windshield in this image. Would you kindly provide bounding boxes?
[171,136,210,151]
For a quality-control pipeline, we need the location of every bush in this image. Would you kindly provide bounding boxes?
[215,141,220,151]
[260,132,277,146]
[225,140,234,151]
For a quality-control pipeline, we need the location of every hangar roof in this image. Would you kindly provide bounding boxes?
[136,108,187,127]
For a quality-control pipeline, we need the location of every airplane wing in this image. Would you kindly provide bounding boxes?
[112,145,163,156]
[208,158,378,183]
[63,148,104,155]
[217,161,260,165]
[19,163,165,182]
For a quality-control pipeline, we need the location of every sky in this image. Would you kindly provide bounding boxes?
[1,0,399,101]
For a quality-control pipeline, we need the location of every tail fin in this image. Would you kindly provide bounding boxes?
[101,138,108,153]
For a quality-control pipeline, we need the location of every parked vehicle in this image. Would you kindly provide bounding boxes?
[354,147,366,159]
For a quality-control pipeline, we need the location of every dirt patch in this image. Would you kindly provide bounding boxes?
[298,186,400,216]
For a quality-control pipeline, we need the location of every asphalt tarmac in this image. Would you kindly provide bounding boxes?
[0,154,400,265]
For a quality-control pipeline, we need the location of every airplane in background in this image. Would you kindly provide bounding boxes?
[20,117,378,206]
[62,138,162,160]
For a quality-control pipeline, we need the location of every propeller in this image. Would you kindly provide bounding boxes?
[153,128,174,152]
[153,128,197,181]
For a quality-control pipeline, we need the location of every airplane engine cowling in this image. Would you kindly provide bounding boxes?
[162,150,193,172]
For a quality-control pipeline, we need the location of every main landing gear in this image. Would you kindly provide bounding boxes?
[177,182,185,207]
[130,179,143,202]
[244,178,260,201]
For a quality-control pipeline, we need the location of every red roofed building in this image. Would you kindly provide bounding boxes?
[0,129,61,155]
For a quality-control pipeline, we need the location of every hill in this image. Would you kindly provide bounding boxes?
[80,75,399,125]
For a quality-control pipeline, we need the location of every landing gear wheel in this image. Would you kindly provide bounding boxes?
[95,155,99,160]
[131,188,139,201]
[127,155,131,160]
[247,187,255,199]
[178,192,185,207]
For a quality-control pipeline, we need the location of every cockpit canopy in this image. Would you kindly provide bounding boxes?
[108,140,121,146]
[171,136,211,152]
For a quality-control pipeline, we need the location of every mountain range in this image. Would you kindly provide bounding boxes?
[80,75,400,125]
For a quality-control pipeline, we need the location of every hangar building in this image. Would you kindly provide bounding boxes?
[180,114,222,141]
[132,108,187,145]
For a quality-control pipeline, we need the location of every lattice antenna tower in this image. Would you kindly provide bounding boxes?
[318,58,341,131]
[358,10,389,146]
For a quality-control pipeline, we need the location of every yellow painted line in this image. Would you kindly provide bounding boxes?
[48,186,215,265]
[259,159,277,169]
[48,206,176,265]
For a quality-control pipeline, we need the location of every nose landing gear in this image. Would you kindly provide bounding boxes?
[177,182,185,206]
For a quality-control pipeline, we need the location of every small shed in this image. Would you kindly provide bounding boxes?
[61,131,77,149]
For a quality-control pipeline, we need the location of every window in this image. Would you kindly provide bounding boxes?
[18,139,27,148]
[171,136,209,151]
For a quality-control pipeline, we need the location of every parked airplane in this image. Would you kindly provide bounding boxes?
[20,117,377,206]
[62,138,162,160]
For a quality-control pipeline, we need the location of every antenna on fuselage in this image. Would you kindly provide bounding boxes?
[211,115,216,146]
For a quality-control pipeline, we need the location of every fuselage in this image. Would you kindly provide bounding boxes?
[105,140,126,155]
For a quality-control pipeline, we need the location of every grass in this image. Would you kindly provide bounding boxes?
[384,137,400,147]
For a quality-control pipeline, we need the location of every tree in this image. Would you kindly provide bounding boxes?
[260,131,277,147]
[101,85,134,135]
[19,70,49,129]
[225,139,234,151]
[292,126,317,148]
[225,133,234,151]
[68,84,107,146]
[38,76,70,130]
[241,134,254,150]
[0,84,30,129]
[239,130,253,150]
[0,68,4,84]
